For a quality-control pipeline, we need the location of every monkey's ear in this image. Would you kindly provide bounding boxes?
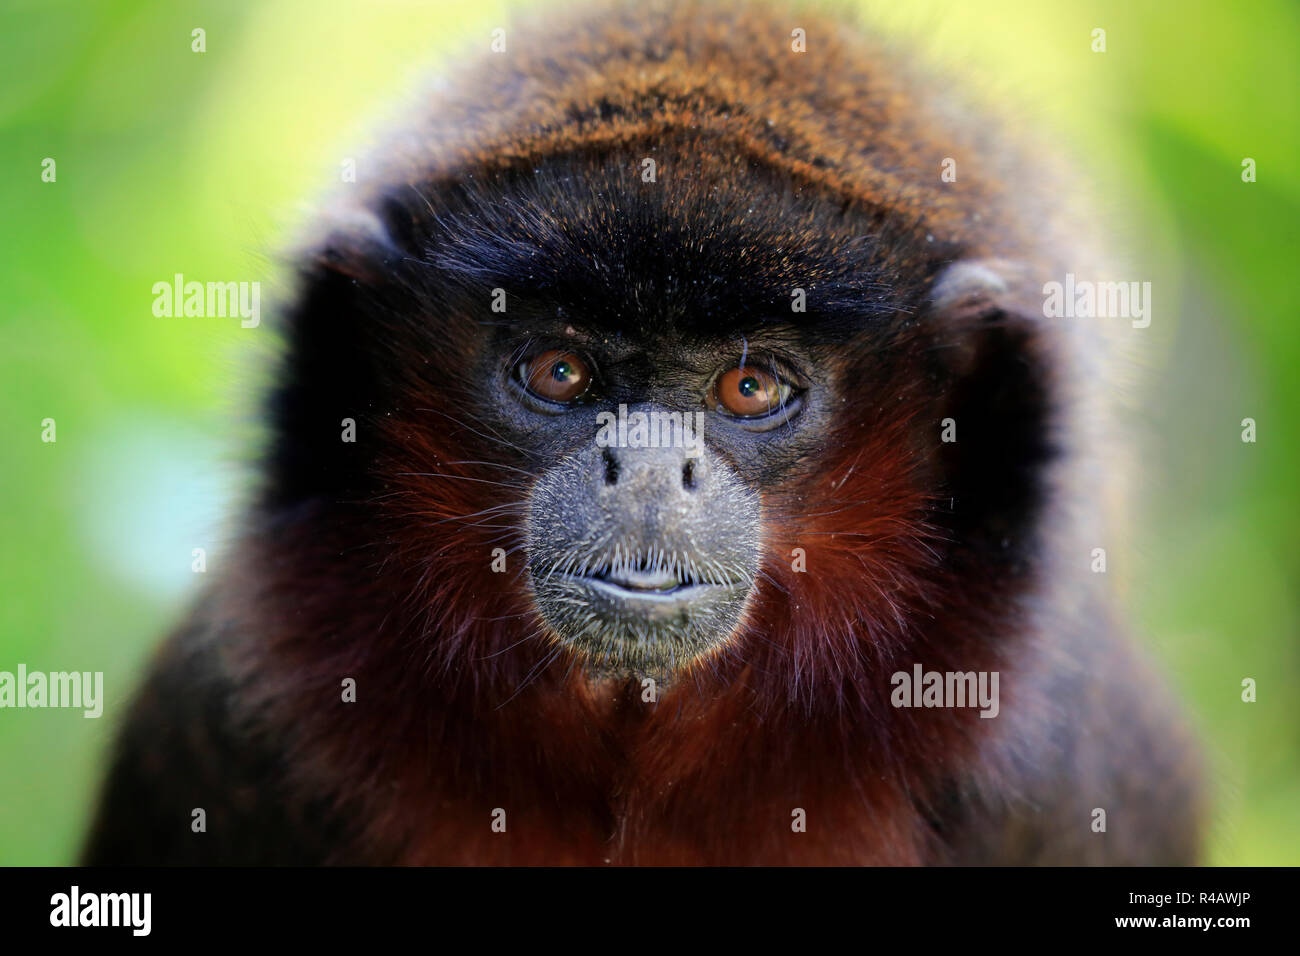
[926,258,1056,557]
[929,259,1015,313]
[304,207,407,283]
[927,256,1041,345]
[926,256,1052,377]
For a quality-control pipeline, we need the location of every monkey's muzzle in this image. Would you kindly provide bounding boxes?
[524,424,760,677]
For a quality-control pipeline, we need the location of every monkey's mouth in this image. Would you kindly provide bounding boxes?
[528,557,755,676]
[584,566,708,598]
[566,564,744,615]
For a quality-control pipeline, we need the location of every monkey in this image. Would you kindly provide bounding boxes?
[83,0,1204,865]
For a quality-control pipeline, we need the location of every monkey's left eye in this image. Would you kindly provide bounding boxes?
[708,365,797,421]
[515,349,592,405]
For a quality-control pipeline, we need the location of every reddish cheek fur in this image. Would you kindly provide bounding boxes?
[241,362,1014,865]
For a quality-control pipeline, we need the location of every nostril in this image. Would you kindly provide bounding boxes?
[682,457,696,491]
[603,447,620,486]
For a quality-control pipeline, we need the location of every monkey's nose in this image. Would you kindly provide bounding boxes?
[600,443,703,495]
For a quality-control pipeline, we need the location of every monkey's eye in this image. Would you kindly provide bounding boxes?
[709,365,795,419]
[515,349,592,405]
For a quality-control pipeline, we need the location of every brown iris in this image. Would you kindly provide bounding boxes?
[518,349,591,403]
[712,365,792,417]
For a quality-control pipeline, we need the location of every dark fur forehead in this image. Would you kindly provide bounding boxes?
[391,146,956,344]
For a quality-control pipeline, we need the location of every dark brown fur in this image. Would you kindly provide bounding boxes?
[84,0,1203,865]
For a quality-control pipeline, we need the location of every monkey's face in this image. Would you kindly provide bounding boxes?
[487,293,910,680]
[418,159,886,681]
[337,161,900,683]
[296,153,1038,688]
[518,350,780,677]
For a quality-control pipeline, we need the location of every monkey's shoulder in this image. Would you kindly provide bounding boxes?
[82,597,348,865]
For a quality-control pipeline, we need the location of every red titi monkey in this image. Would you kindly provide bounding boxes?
[86,0,1204,865]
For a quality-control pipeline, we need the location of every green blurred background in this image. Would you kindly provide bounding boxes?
[1,0,1296,864]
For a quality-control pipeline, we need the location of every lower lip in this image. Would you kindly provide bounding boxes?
[561,575,746,621]
[583,577,714,603]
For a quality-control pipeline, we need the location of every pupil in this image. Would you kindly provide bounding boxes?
[552,361,571,381]
[738,376,759,397]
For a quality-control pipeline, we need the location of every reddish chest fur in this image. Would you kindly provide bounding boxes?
[379,681,930,866]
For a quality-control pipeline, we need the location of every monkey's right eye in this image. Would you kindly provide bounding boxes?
[515,349,592,405]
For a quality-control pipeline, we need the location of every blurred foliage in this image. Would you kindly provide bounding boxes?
[0,0,1296,864]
